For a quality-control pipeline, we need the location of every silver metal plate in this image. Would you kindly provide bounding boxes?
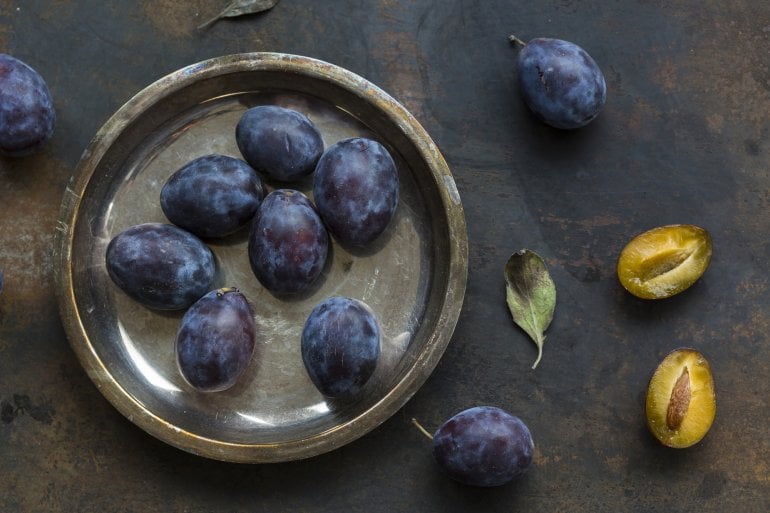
[54,53,467,463]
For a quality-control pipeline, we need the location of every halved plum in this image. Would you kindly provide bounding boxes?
[617,224,712,299]
[645,348,716,448]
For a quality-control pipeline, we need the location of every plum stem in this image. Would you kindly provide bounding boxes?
[216,287,237,297]
[508,34,527,47]
[411,418,433,441]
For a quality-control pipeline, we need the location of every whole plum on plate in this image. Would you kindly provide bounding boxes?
[431,406,534,487]
[235,105,324,182]
[0,54,55,156]
[248,189,328,296]
[515,37,606,129]
[176,288,256,392]
[301,296,380,398]
[105,223,215,310]
[160,154,265,238]
[313,137,399,248]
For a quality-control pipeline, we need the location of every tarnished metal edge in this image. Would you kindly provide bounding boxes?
[53,52,468,463]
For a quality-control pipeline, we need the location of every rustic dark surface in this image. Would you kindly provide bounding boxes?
[1,1,769,511]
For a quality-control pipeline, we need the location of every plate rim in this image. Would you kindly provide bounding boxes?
[53,52,468,463]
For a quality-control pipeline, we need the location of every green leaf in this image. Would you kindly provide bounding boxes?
[198,0,280,30]
[504,249,556,369]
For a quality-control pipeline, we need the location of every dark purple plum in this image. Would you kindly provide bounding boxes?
[313,137,399,248]
[248,189,328,296]
[105,223,215,310]
[235,105,324,182]
[516,38,606,129]
[301,296,380,398]
[176,288,256,392]
[432,406,534,487]
[0,54,55,156]
[160,154,265,238]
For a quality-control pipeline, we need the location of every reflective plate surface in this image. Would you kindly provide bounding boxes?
[54,53,467,463]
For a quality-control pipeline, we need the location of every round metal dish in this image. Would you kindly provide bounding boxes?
[53,53,467,463]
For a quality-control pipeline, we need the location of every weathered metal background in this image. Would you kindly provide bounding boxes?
[1,1,768,511]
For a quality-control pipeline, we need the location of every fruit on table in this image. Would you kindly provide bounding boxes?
[431,406,534,487]
[0,54,55,156]
[301,296,381,398]
[515,37,606,129]
[176,288,256,392]
[313,137,399,248]
[646,348,716,448]
[248,189,328,296]
[235,105,324,182]
[105,223,215,310]
[160,154,265,238]
[617,224,712,299]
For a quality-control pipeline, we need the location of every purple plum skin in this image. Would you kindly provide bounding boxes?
[301,296,380,398]
[313,137,400,248]
[0,54,55,156]
[235,105,324,182]
[248,189,328,296]
[432,406,535,487]
[517,38,606,129]
[105,223,216,310]
[176,288,256,392]
[160,154,265,238]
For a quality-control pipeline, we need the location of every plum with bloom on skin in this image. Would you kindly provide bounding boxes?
[160,154,265,238]
[301,296,380,398]
[236,105,324,182]
[176,288,256,392]
[0,54,55,156]
[432,406,534,487]
[248,189,328,296]
[313,137,399,248]
[517,37,606,129]
[105,223,215,310]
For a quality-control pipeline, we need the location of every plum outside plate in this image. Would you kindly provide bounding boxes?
[53,53,468,463]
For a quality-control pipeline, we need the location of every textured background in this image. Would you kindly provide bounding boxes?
[1,1,769,511]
